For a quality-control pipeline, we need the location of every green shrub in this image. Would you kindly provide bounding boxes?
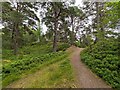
[57,43,70,51]
[2,42,70,87]
[2,51,67,87]
[81,39,120,89]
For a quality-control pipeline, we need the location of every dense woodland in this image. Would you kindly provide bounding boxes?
[1,0,120,89]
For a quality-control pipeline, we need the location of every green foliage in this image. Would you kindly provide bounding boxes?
[105,2,120,28]
[2,2,40,54]
[2,42,70,87]
[81,39,120,89]
[74,41,86,48]
[57,43,70,51]
[2,28,12,49]
[2,51,68,87]
[2,42,70,60]
[74,41,81,47]
[18,57,75,88]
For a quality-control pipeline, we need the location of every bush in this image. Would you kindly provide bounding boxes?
[80,39,120,89]
[57,43,70,51]
[2,42,70,87]
[2,51,67,87]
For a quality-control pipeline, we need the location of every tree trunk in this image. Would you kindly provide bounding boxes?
[52,3,60,52]
[71,16,74,45]
[64,31,68,43]
[13,2,20,55]
[11,27,15,49]
[94,2,99,44]
[53,30,57,52]
[100,3,105,40]
[53,20,58,52]
[13,23,19,55]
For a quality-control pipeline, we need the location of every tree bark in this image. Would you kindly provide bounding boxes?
[71,16,74,45]
[94,2,99,44]
[53,13,58,52]
[13,2,19,55]
[52,3,60,52]
[13,23,19,55]
[53,29,57,52]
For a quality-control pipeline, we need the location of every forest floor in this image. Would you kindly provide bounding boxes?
[6,46,112,88]
[67,46,112,88]
[6,57,75,88]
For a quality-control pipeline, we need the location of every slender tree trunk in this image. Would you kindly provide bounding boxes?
[11,27,15,49]
[13,23,19,55]
[53,21,58,52]
[94,2,99,44]
[13,2,19,55]
[94,2,105,44]
[100,3,105,40]
[53,8,58,52]
[37,21,41,43]
[64,31,68,43]
[71,16,74,45]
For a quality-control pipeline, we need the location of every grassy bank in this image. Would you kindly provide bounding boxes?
[2,43,72,87]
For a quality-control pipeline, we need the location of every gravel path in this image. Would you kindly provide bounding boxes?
[68,46,112,88]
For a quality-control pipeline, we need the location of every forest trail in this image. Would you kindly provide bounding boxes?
[67,46,112,88]
[6,46,112,88]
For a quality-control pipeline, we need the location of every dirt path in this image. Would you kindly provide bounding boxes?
[6,46,112,88]
[68,46,111,88]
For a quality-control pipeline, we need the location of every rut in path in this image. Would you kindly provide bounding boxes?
[68,46,111,88]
